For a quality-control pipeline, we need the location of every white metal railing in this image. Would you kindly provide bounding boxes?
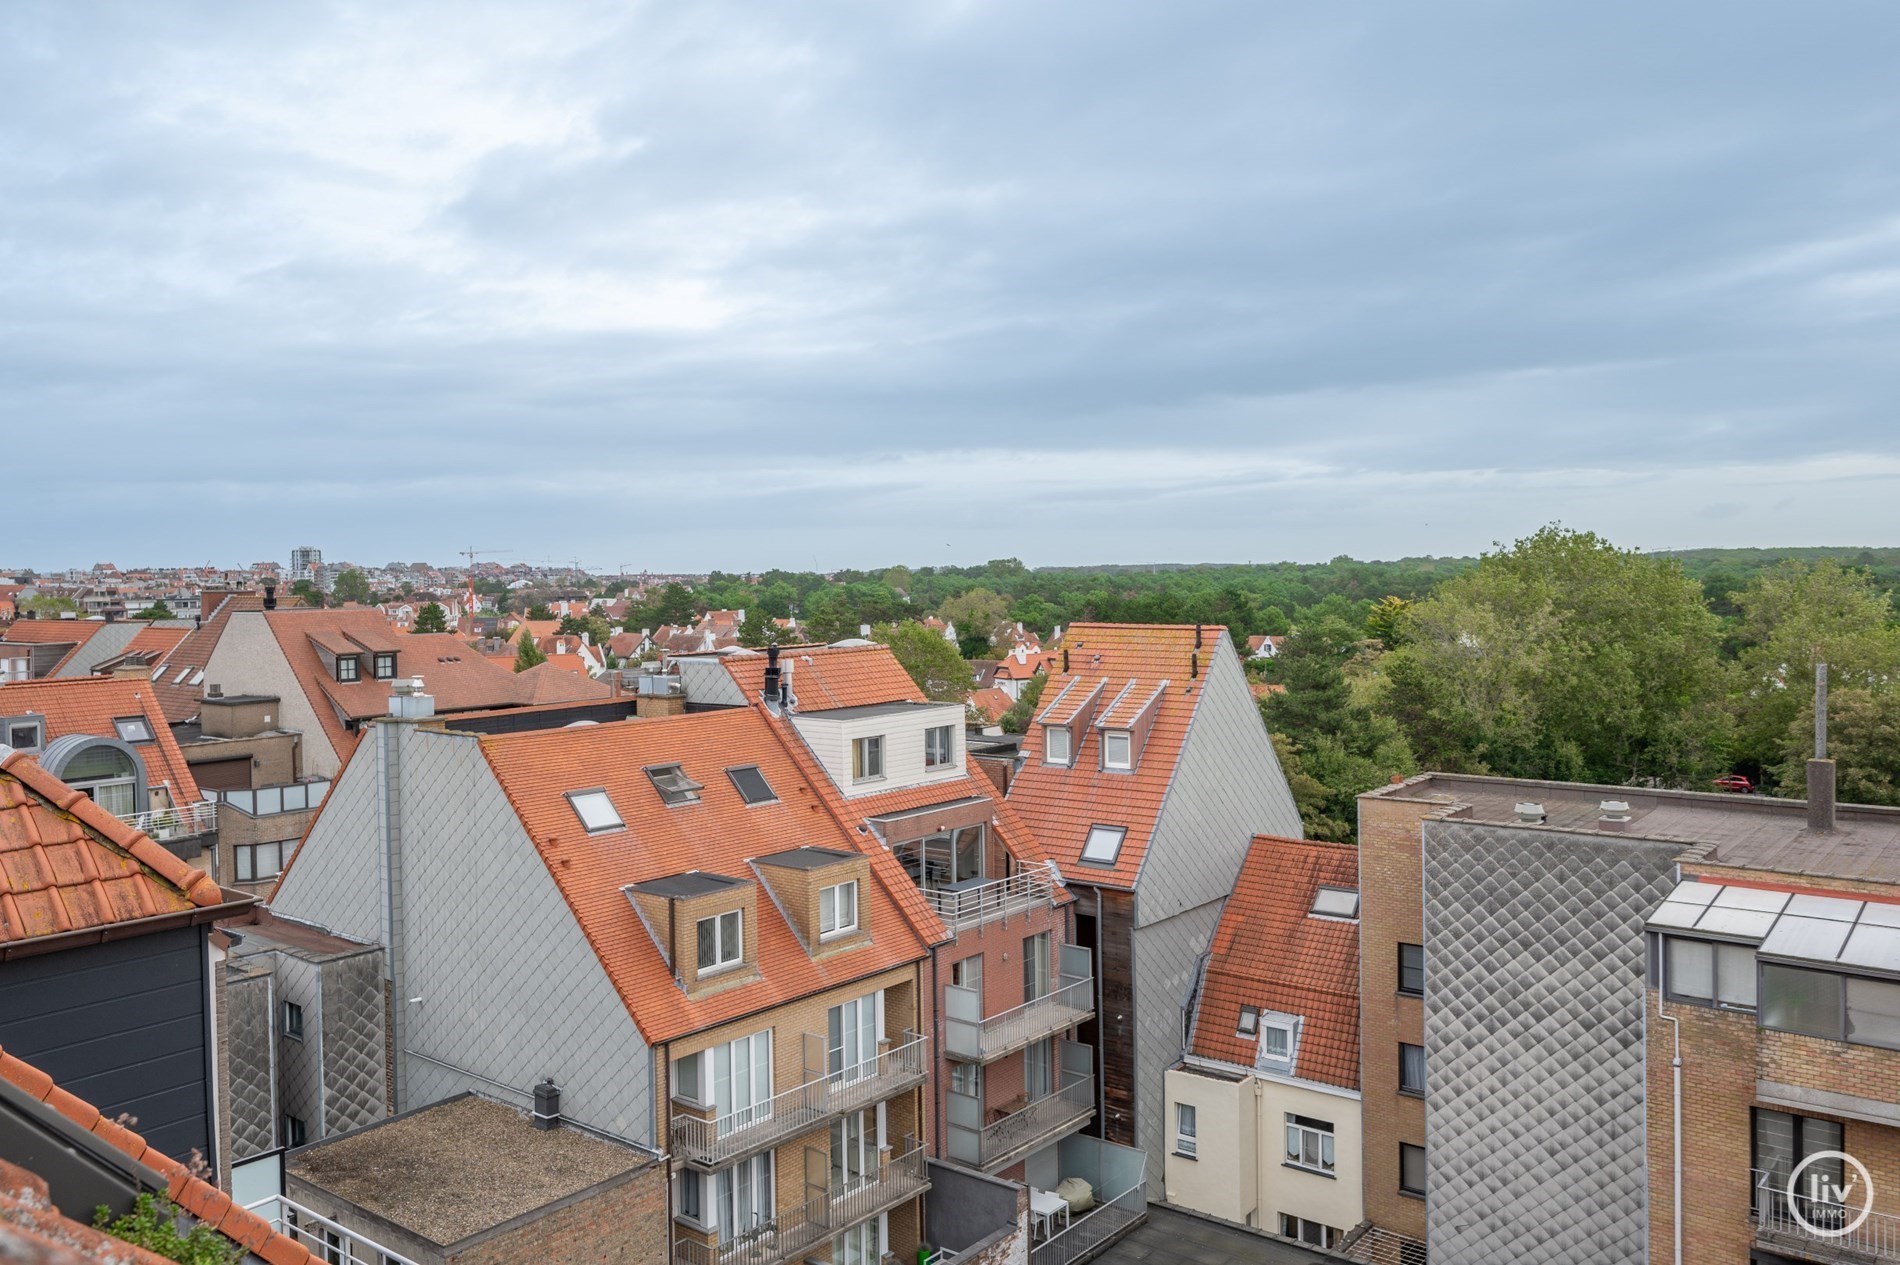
[246,1193,421,1265]
[945,976,1093,1063]
[118,799,218,842]
[1752,1167,1900,1259]
[973,1074,1094,1168]
[214,779,331,817]
[1029,1174,1145,1265]
[923,872,1056,932]
[674,1138,929,1265]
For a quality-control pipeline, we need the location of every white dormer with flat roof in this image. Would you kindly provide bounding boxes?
[789,700,967,797]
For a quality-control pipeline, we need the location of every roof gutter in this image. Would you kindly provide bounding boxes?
[0,892,255,962]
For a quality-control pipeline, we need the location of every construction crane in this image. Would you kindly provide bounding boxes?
[459,547,510,620]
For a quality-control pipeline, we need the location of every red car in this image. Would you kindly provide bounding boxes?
[1712,773,1755,794]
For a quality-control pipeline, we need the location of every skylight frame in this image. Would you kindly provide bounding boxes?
[726,765,778,806]
[111,715,155,744]
[1080,824,1127,866]
[647,763,705,806]
[1310,886,1360,921]
[566,787,625,834]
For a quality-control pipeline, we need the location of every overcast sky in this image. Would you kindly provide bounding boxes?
[7,3,1900,572]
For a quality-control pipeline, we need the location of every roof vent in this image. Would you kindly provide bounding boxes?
[1598,800,1631,832]
[532,1078,561,1131]
[388,677,435,720]
[208,684,223,698]
[262,582,277,611]
[1514,801,1545,825]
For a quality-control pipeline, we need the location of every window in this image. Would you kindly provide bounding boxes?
[1753,1107,1843,1222]
[1279,1217,1336,1249]
[1023,931,1051,1000]
[235,841,285,883]
[1400,1043,1425,1095]
[112,716,154,744]
[1237,1006,1259,1037]
[647,764,704,806]
[951,1059,982,1099]
[1285,1114,1334,1175]
[1760,963,1843,1039]
[925,725,955,769]
[283,1114,307,1148]
[710,1031,773,1130]
[283,1001,305,1039]
[373,652,397,680]
[59,744,139,817]
[1043,725,1071,766]
[834,1222,879,1265]
[677,1168,705,1224]
[828,993,880,1082]
[1024,1038,1054,1098]
[1847,975,1900,1050]
[852,736,884,781]
[675,1051,703,1105]
[714,1151,774,1243]
[567,789,623,833]
[952,954,982,992]
[1398,943,1424,996]
[832,1108,877,1191]
[1102,730,1132,770]
[697,909,743,972]
[1310,887,1359,920]
[726,765,777,805]
[334,655,359,683]
[1399,1143,1426,1196]
[5,720,42,752]
[894,825,984,890]
[1261,1019,1296,1066]
[1080,825,1126,866]
[1664,936,1756,1010]
[820,881,858,938]
[1175,1103,1198,1158]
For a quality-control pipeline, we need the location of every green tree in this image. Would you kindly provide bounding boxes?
[414,602,449,633]
[131,600,177,620]
[882,566,914,596]
[1382,526,1726,786]
[527,603,554,622]
[514,630,548,672]
[95,1193,241,1265]
[1263,626,1416,840]
[288,579,323,608]
[645,583,696,627]
[875,622,973,702]
[1728,560,1900,791]
[331,569,372,605]
[936,588,1010,645]
[23,594,80,618]
[738,609,775,648]
[1000,671,1048,734]
[1364,595,1413,648]
[1773,685,1900,805]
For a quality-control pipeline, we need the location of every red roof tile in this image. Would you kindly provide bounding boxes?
[516,660,613,704]
[0,751,227,946]
[720,644,925,712]
[477,708,931,1044]
[0,621,108,646]
[0,675,201,804]
[0,1044,321,1263]
[148,592,264,723]
[1004,624,1230,890]
[968,687,1014,724]
[1188,835,1359,1090]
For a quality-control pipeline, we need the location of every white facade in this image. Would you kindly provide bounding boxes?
[789,702,968,799]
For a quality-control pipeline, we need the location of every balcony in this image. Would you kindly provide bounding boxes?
[1753,1168,1900,1261]
[675,1137,930,1265]
[945,949,1093,1064]
[672,1033,929,1169]
[948,1057,1096,1172]
[118,799,217,848]
[923,870,1058,934]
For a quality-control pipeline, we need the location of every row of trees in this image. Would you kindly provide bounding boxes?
[1262,527,1900,840]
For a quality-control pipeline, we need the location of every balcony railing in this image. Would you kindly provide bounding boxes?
[1753,1167,1900,1260]
[213,779,331,817]
[945,976,1093,1063]
[672,1033,929,1168]
[923,871,1057,933]
[118,799,218,842]
[675,1137,930,1265]
[949,1071,1095,1171]
[246,1193,421,1265]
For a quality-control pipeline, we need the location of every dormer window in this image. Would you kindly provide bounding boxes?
[924,725,955,769]
[1102,730,1132,770]
[4,718,43,752]
[1258,1011,1301,1073]
[697,909,742,972]
[566,788,624,833]
[820,880,858,938]
[1262,1021,1294,1061]
[852,736,884,782]
[1044,725,1072,766]
[1310,887,1360,920]
[112,716,155,744]
[335,654,360,683]
[373,652,398,680]
[647,764,703,806]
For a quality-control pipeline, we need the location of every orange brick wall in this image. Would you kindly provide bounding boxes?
[450,1161,668,1265]
[1356,792,1436,1241]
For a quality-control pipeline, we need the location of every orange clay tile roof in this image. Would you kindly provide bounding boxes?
[260,610,539,758]
[516,660,613,704]
[0,675,201,803]
[113,624,192,664]
[477,708,930,1044]
[968,687,1013,725]
[991,651,1058,681]
[1188,835,1359,1090]
[721,644,926,712]
[0,621,108,646]
[0,750,228,946]
[0,1043,322,1264]
[148,591,265,723]
[1004,623,1229,891]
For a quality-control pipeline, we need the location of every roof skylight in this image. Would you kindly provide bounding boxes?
[647,764,704,807]
[567,789,624,833]
[112,716,155,744]
[1310,887,1360,920]
[1080,824,1126,866]
[726,765,777,806]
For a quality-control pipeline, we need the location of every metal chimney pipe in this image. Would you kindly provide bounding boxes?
[1809,662,1836,834]
[1815,661,1828,759]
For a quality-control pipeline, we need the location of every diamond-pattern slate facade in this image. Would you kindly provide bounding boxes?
[1422,820,1682,1265]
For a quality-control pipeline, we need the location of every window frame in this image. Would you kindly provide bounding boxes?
[697,909,744,974]
[1663,935,1757,1011]
[1261,1018,1296,1064]
[1758,962,1846,1041]
[852,735,885,782]
[334,654,360,684]
[819,880,859,939]
[1174,1103,1198,1159]
[1102,730,1132,770]
[111,716,155,744]
[1043,724,1072,767]
[283,1114,307,1149]
[1310,886,1360,920]
[924,724,955,770]
[1079,824,1126,867]
[372,651,398,680]
[1399,1142,1426,1196]
[5,719,43,752]
[235,840,285,884]
[647,764,704,806]
[1397,943,1424,997]
[282,1001,305,1041]
[725,765,778,806]
[566,788,624,834]
[1284,1113,1336,1176]
[1399,1042,1425,1096]
[1237,1006,1260,1038]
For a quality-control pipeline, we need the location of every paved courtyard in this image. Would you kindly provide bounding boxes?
[1090,1207,1338,1265]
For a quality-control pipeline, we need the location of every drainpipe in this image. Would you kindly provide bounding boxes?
[1657,983,1682,1265]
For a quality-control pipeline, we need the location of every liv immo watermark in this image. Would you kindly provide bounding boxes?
[1788,1150,1876,1239]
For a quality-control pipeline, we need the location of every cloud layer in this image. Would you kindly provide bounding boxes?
[7,2,1900,569]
